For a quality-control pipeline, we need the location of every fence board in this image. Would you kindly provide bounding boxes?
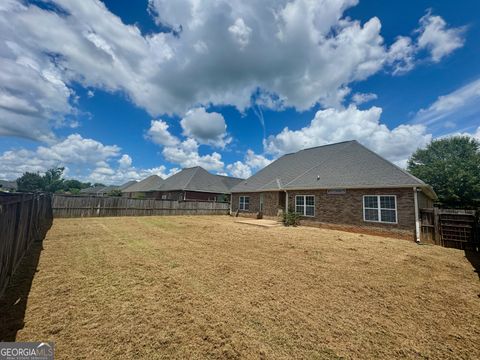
[52,195,230,218]
[420,208,479,249]
[0,193,52,298]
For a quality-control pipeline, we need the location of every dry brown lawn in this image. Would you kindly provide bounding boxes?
[1,216,479,359]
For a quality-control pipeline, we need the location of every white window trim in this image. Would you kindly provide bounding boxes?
[363,195,398,224]
[239,196,250,211]
[295,195,315,217]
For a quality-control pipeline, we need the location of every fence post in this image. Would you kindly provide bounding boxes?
[433,207,440,245]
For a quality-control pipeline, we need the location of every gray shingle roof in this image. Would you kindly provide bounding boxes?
[122,175,164,193]
[0,180,17,191]
[117,180,137,191]
[80,185,106,194]
[231,141,435,197]
[80,181,138,195]
[158,167,243,193]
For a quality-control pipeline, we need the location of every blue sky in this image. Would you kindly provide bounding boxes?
[0,0,479,183]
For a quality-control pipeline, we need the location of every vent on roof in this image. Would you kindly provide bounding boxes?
[317,175,320,181]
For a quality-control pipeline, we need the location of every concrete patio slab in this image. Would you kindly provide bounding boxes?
[234,218,283,228]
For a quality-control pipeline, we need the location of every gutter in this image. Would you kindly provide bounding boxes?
[231,184,435,193]
[285,190,289,214]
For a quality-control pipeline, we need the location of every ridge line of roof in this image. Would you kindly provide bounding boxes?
[183,166,201,190]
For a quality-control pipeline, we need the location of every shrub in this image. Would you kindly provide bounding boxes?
[283,211,300,226]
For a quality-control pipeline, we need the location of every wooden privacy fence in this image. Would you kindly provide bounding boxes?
[52,195,230,218]
[420,208,479,249]
[0,193,53,297]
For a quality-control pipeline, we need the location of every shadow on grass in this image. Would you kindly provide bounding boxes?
[465,249,480,281]
[0,242,43,341]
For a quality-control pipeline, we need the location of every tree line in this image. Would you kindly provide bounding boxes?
[15,167,105,195]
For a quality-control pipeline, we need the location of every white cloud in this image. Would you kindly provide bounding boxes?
[226,149,273,178]
[146,115,227,171]
[2,0,463,143]
[386,12,465,75]
[180,107,230,148]
[228,18,252,49]
[417,11,465,62]
[387,36,416,75]
[226,161,252,178]
[88,164,180,184]
[351,92,378,105]
[265,105,432,166]
[245,149,272,169]
[162,138,224,171]
[0,133,120,179]
[118,154,132,168]
[441,126,480,142]
[146,120,180,146]
[0,133,179,184]
[415,78,480,127]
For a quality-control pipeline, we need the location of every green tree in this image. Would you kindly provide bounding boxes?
[16,172,45,192]
[43,167,65,193]
[108,189,122,197]
[407,136,480,208]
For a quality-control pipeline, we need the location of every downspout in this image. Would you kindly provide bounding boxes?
[284,190,288,214]
[413,187,421,243]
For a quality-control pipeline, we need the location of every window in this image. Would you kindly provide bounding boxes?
[295,195,315,217]
[239,196,250,210]
[161,194,167,200]
[363,195,397,223]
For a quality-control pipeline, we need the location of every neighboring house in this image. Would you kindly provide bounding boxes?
[152,166,243,202]
[80,181,137,196]
[231,140,436,240]
[121,175,164,198]
[0,180,17,192]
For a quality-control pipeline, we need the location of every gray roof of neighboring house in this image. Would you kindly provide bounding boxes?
[117,180,137,191]
[156,167,243,194]
[80,181,139,195]
[122,175,164,193]
[80,185,106,194]
[231,140,436,198]
[0,180,17,191]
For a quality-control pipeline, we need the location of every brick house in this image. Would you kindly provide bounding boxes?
[154,166,243,202]
[121,175,164,198]
[231,141,436,240]
[122,167,243,202]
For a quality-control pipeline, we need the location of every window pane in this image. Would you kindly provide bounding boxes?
[364,208,379,221]
[364,196,378,209]
[306,196,315,206]
[244,203,250,210]
[244,197,249,204]
[296,196,304,205]
[305,206,314,216]
[295,205,304,214]
[380,196,395,209]
[381,209,396,223]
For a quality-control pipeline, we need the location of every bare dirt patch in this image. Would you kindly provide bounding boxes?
[1,216,479,359]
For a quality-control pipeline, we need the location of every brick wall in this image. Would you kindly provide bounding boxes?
[287,188,416,237]
[234,188,417,238]
[231,192,282,217]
